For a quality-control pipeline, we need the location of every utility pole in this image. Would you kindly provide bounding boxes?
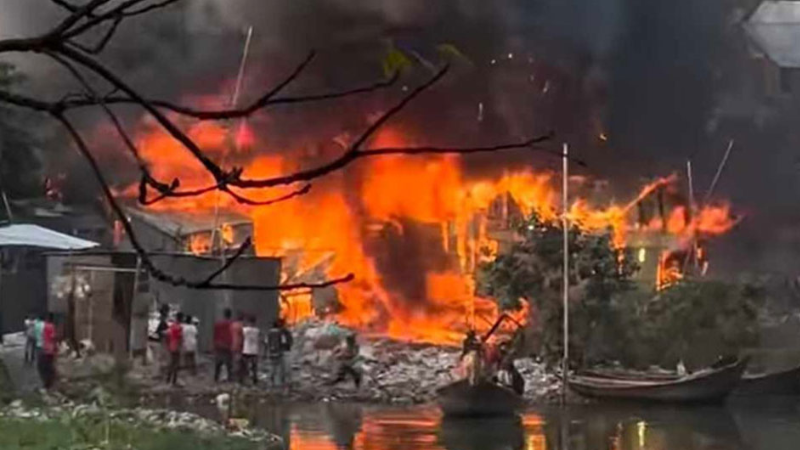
[561,143,569,402]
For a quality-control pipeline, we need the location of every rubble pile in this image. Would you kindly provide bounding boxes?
[287,320,559,404]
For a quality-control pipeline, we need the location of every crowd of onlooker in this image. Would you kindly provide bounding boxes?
[152,306,295,388]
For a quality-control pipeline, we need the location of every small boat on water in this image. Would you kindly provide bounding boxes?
[734,363,800,396]
[437,380,523,417]
[568,358,748,403]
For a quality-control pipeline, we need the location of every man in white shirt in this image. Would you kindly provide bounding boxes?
[24,315,37,365]
[182,314,198,376]
[240,315,260,386]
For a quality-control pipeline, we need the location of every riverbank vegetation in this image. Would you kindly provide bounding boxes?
[478,213,766,370]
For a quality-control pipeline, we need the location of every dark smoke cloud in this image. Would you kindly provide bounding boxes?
[1,0,798,275]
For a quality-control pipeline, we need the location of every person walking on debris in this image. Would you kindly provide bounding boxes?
[37,313,57,389]
[24,315,37,365]
[214,309,234,382]
[240,316,260,386]
[166,312,184,386]
[266,318,293,389]
[330,333,362,388]
[182,314,198,376]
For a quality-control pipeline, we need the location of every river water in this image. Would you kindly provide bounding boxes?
[216,400,800,450]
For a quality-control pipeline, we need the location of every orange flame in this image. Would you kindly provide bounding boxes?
[116,102,739,345]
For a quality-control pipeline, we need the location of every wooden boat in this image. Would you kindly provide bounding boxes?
[734,363,800,396]
[579,368,680,382]
[436,379,523,417]
[568,358,748,403]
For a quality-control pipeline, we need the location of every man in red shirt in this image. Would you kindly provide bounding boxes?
[231,312,245,382]
[214,309,234,382]
[37,313,58,389]
[166,312,184,386]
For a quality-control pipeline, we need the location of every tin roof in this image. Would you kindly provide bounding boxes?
[746,1,800,68]
[0,224,99,250]
[125,207,251,238]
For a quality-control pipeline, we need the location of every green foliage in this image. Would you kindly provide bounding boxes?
[0,62,42,200]
[477,212,764,370]
[0,416,260,450]
[477,213,638,367]
[618,279,764,369]
[382,45,413,77]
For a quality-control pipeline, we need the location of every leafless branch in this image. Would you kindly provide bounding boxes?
[69,14,123,54]
[199,237,252,286]
[63,0,180,39]
[54,111,346,291]
[48,51,303,207]
[58,69,401,119]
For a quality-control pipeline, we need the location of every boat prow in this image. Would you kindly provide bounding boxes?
[437,380,522,417]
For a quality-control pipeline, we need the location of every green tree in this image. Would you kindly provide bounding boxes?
[476,213,639,367]
[0,62,42,202]
[478,212,765,370]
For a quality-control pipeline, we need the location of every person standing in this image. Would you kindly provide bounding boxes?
[266,318,293,389]
[240,316,260,386]
[213,309,234,382]
[152,304,169,370]
[231,312,244,382]
[330,333,361,388]
[24,315,37,365]
[34,315,45,357]
[165,312,183,386]
[182,314,198,376]
[37,314,57,389]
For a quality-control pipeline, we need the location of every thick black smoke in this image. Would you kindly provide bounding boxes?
[1,0,798,276]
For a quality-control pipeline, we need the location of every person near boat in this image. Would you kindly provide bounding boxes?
[460,329,484,385]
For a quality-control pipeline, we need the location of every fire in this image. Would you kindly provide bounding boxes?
[114,99,740,346]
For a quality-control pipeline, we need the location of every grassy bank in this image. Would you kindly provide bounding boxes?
[0,415,264,450]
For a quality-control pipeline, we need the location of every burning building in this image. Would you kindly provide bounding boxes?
[110,106,739,347]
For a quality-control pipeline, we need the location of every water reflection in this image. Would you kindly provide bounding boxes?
[177,400,800,450]
[438,415,525,450]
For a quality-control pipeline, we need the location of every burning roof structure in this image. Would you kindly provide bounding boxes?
[124,207,252,256]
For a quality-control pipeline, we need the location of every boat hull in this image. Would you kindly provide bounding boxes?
[735,364,800,396]
[569,359,748,403]
[437,380,522,417]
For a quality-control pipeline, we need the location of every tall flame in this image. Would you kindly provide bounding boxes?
[113,105,738,346]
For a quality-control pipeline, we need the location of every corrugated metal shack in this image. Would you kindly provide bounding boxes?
[46,251,281,356]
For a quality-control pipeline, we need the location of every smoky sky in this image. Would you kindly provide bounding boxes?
[1,0,799,275]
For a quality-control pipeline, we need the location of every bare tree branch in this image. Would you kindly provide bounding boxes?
[58,69,401,119]
[63,0,180,39]
[54,111,349,291]
[48,51,303,207]
[69,14,123,54]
